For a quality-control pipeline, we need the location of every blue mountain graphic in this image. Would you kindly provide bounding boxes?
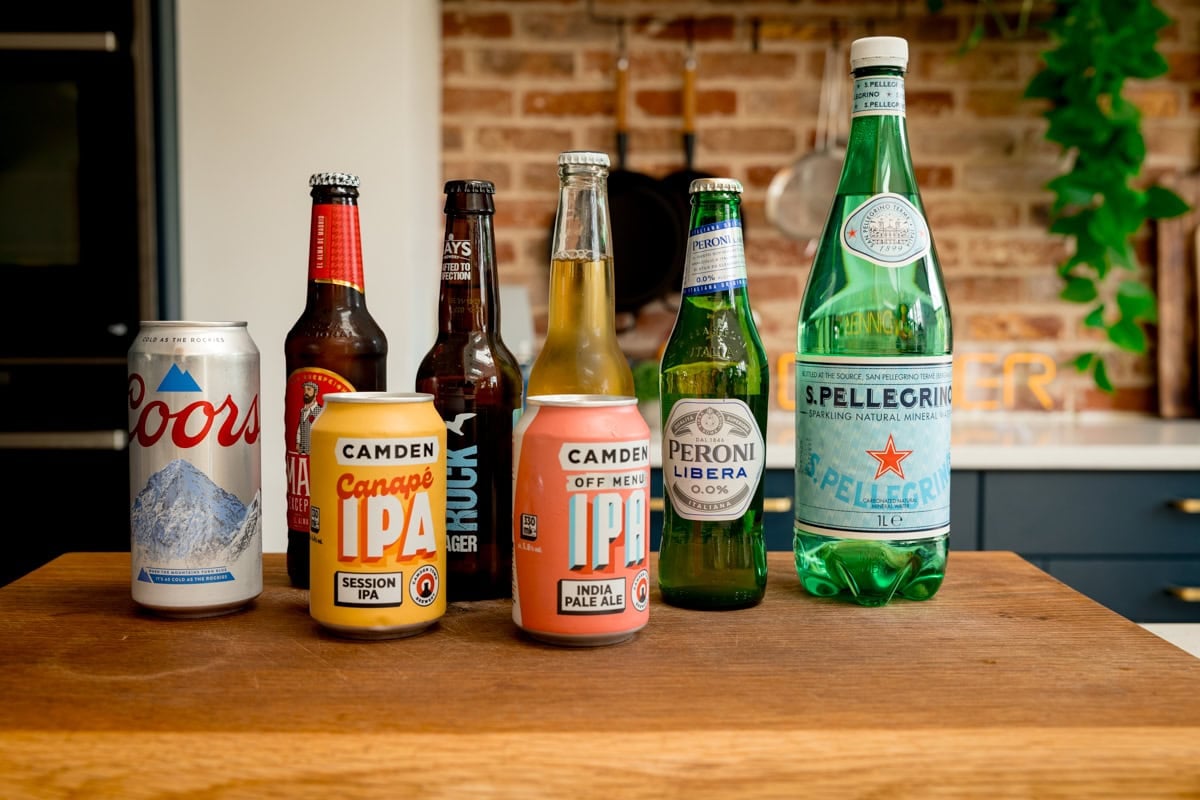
[156,364,202,392]
[137,568,152,583]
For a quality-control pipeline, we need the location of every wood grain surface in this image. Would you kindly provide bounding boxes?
[1156,171,1200,418]
[2,552,1199,798]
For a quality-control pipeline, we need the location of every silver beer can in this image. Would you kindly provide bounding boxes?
[127,321,262,617]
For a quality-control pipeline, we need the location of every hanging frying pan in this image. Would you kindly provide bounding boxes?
[659,46,724,296]
[607,41,686,319]
[765,32,847,242]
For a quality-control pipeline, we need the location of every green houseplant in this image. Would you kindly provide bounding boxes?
[931,0,1190,391]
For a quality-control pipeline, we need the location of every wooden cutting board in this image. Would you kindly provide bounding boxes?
[1,552,1199,798]
[1156,171,1200,418]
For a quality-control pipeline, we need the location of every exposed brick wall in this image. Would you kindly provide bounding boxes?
[442,0,1200,414]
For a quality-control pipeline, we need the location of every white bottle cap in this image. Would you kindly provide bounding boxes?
[850,36,909,70]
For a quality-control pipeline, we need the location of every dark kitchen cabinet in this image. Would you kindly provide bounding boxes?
[648,467,1200,621]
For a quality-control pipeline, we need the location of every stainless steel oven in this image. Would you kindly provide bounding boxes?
[0,0,167,583]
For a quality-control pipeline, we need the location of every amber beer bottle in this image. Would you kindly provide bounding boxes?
[416,180,523,600]
[527,151,634,396]
[284,172,388,589]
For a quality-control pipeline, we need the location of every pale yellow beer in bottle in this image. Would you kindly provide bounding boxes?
[527,151,634,396]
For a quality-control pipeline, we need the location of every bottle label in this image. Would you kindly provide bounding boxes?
[285,367,355,532]
[794,355,952,541]
[663,398,765,521]
[309,204,365,292]
[851,76,905,117]
[441,236,474,282]
[682,219,746,296]
[841,193,930,268]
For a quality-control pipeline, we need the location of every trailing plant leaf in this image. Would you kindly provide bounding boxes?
[1022,0,1188,391]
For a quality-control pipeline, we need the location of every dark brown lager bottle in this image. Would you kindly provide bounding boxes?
[284,172,388,589]
[416,180,523,600]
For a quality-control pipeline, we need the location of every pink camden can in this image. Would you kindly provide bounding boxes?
[512,395,651,646]
[127,321,262,618]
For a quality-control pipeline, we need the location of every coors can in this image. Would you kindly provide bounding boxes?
[127,321,263,617]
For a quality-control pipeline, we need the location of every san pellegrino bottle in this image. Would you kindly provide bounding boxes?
[527,151,634,396]
[659,179,768,609]
[793,36,953,606]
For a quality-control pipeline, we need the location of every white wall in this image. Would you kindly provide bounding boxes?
[177,0,441,552]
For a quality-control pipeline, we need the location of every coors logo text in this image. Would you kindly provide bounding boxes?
[129,373,261,448]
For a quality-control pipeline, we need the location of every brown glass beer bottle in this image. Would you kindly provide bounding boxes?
[284,172,388,589]
[416,180,523,600]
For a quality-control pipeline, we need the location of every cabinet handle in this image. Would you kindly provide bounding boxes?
[1166,585,1200,602]
[649,497,792,514]
[1170,499,1200,514]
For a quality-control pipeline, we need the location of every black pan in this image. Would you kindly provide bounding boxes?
[660,52,743,296]
[608,51,686,318]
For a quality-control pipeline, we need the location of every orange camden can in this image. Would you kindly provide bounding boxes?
[512,395,651,646]
[308,392,447,639]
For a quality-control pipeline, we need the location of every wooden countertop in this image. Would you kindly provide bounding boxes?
[2,552,1199,797]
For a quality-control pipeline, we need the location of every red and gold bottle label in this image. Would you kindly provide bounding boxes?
[285,367,354,531]
[309,204,365,291]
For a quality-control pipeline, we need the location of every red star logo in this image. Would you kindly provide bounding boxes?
[866,434,913,480]
[847,228,857,238]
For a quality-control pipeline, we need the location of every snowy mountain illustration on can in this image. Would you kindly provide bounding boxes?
[127,321,263,617]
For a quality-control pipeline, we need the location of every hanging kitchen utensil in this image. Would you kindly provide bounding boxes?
[765,28,847,242]
[560,27,684,323]
[660,32,721,296]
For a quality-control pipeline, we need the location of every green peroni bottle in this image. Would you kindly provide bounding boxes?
[793,36,953,607]
[659,178,769,610]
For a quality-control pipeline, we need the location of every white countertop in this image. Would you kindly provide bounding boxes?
[644,407,1200,471]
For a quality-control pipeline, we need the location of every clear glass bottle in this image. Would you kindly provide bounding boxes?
[415,180,522,601]
[793,36,953,606]
[284,172,387,589]
[659,178,768,609]
[527,151,634,396]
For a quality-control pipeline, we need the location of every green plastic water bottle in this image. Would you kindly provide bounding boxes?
[793,36,953,606]
[659,178,768,609]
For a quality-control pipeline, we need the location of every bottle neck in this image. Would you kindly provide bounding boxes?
[840,65,918,196]
[680,190,748,305]
[437,206,499,335]
[307,193,367,306]
[550,164,612,261]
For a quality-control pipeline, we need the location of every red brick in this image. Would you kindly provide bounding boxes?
[1080,385,1155,413]
[960,162,1058,194]
[907,90,956,117]
[742,89,808,117]
[965,89,1040,118]
[444,88,513,117]
[443,11,512,38]
[744,235,812,268]
[1142,125,1200,161]
[494,198,556,231]
[944,275,1022,304]
[915,48,1021,81]
[495,239,517,266]
[441,161,513,191]
[521,162,560,192]
[698,52,797,79]
[967,237,1070,269]
[909,124,1019,159]
[632,16,735,42]
[476,126,573,153]
[443,48,465,76]
[966,313,1065,341]
[915,165,954,189]
[479,50,575,78]
[443,125,464,151]
[635,89,736,117]
[890,15,962,43]
[524,90,612,117]
[745,165,783,189]
[758,20,835,42]
[631,50,686,78]
[519,12,613,42]
[1167,51,1200,80]
[701,127,796,154]
[1126,87,1182,118]
[925,199,1021,229]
